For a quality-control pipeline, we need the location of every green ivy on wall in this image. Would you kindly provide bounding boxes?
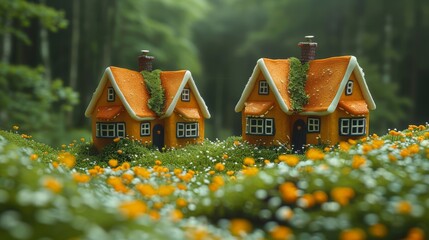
[141,69,165,116]
[288,57,309,112]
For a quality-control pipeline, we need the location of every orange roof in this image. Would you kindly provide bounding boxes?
[110,67,156,119]
[338,100,369,115]
[235,56,376,115]
[96,106,124,120]
[244,101,274,116]
[85,67,210,120]
[175,107,201,120]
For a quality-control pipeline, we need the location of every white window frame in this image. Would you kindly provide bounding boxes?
[116,123,126,138]
[246,117,275,136]
[181,88,190,102]
[258,80,269,95]
[339,118,366,136]
[107,87,115,102]
[340,119,350,135]
[345,80,353,95]
[308,118,320,133]
[351,118,366,135]
[96,122,126,138]
[177,123,185,138]
[177,122,199,138]
[140,122,151,136]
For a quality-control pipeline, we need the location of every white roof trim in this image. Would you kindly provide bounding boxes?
[235,56,376,116]
[85,67,156,121]
[85,67,210,121]
[161,70,211,119]
[234,58,291,114]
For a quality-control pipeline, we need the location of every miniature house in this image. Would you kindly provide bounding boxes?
[85,50,210,151]
[235,36,376,151]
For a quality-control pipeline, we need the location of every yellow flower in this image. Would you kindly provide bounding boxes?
[396,201,412,214]
[226,170,235,176]
[222,154,229,160]
[134,167,151,179]
[119,200,146,219]
[121,173,134,184]
[352,155,366,169]
[113,137,120,143]
[80,137,85,142]
[72,173,91,183]
[158,185,175,197]
[270,225,293,240]
[12,125,19,131]
[136,183,156,198]
[57,152,76,169]
[241,167,259,176]
[229,218,252,236]
[155,160,162,165]
[108,159,118,167]
[243,157,255,166]
[340,228,366,240]
[339,141,351,151]
[117,149,123,154]
[278,154,299,167]
[43,177,62,193]
[215,163,225,171]
[305,148,324,160]
[331,187,355,206]
[369,223,387,238]
[388,153,397,162]
[170,209,183,222]
[30,154,38,161]
[121,162,131,170]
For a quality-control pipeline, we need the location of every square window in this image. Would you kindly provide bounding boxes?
[177,123,185,138]
[185,123,198,137]
[351,118,366,135]
[258,80,269,95]
[141,122,151,136]
[107,87,115,102]
[265,119,274,135]
[340,119,350,135]
[117,123,126,138]
[181,88,190,101]
[308,118,320,133]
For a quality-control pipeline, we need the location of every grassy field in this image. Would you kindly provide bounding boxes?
[0,125,428,239]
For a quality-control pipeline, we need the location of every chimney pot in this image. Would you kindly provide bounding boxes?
[298,36,317,63]
[138,50,155,72]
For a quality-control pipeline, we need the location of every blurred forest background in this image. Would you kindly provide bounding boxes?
[1,0,428,146]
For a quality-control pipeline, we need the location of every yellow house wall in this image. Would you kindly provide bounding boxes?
[241,72,291,146]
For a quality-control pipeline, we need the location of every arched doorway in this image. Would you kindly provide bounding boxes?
[152,124,164,150]
[292,119,307,153]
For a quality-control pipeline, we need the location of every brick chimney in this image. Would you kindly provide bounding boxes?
[138,50,155,72]
[298,36,317,63]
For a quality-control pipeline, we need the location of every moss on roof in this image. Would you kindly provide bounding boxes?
[141,69,165,116]
[288,57,309,112]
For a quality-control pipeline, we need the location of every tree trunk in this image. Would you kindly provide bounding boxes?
[69,0,80,89]
[39,0,51,81]
[2,18,12,64]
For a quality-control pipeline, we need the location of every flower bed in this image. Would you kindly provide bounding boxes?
[0,125,428,239]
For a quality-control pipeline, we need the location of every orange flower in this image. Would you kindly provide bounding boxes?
[121,173,134,184]
[229,218,252,236]
[305,148,324,160]
[170,209,183,222]
[30,154,38,161]
[313,190,328,204]
[405,227,425,240]
[176,198,187,208]
[113,137,120,143]
[352,155,366,169]
[339,141,351,151]
[279,182,298,203]
[215,163,225,171]
[134,166,151,179]
[158,185,175,197]
[117,149,123,154]
[155,160,162,165]
[241,167,259,176]
[72,172,91,183]
[119,200,146,219]
[396,201,412,214]
[222,154,229,160]
[270,225,293,240]
[108,159,118,167]
[300,193,316,208]
[57,152,76,169]
[278,154,299,167]
[331,187,355,206]
[43,177,62,193]
[369,223,387,238]
[340,228,366,240]
[243,157,255,166]
[388,154,397,162]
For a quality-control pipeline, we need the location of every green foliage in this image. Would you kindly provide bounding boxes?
[99,138,152,164]
[142,69,165,116]
[288,57,310,112]
[0,63,79,144]
[0,0,67,44]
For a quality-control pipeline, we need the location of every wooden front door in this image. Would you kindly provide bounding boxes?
[152,124,164,150]
[292,119,307,153]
